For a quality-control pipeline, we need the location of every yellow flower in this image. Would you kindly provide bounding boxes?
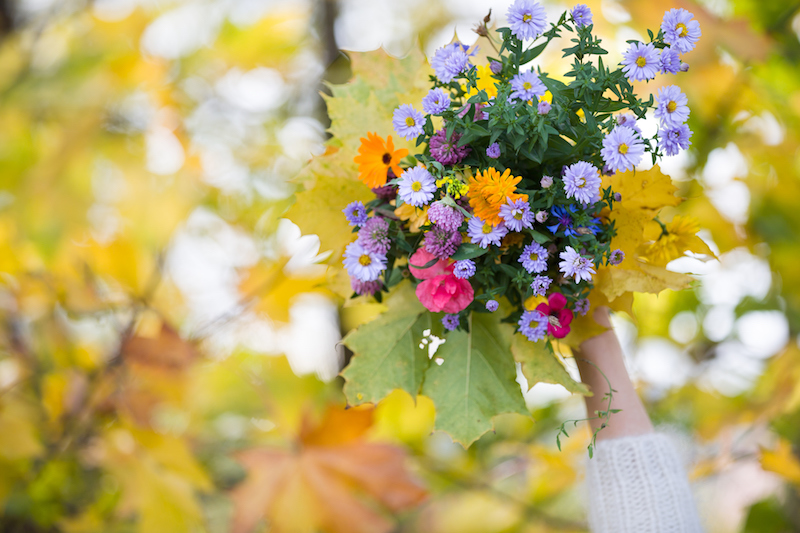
[353,132,408,188]
[467,167,528,226]
[436,176,469,199]
[394,203,429,233]
[463,64,498,100]
[541,90,553,104]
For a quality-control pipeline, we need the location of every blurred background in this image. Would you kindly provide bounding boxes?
[1,0,800,531]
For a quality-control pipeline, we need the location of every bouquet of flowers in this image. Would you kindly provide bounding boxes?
[287,0,709,446]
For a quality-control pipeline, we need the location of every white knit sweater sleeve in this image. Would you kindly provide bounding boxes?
[585,433,704,533]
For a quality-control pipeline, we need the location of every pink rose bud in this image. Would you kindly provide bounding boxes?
[540,175,554,188]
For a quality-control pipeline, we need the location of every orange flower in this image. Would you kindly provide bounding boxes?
[467,167,528,226]
[353,132,408,188]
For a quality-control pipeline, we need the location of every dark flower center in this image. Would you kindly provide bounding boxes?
[382,153,392,164]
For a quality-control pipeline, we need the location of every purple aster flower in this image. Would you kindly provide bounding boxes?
[431,42,472,83]
[344,240,386,282]
[486,142,501,158]
[393,104,425,141]
[519,310,548,342]
[398,166,436,206]
[499,198,534,232]
[454,259,476,279]
[621,42,660,82]
[601,126,645,173]
[422,88,451,115]
[490,60,503,75]
[540,175,553,188]
[358,217,391,255]
[442,313,460,331]
[615,113,642,136]
[509,71,546,102]
[343,201,368,226]
[571,4,592,28]
[658,123,693,156]
[468,216,508,248]
[559,246,595,283]
[424,226,462,259]
[530,275,552,297]
[535,210,548,223]
[429,128,471,166]
[537,100,551,114]
[659,47,681,75]
[351,278,382,296]
[427,201,464,231]
[486,300,499,312]
[655,85,690,128]
[519,242,548,274]
[661,8,701,54]
[608,249,625,265]
[563,161,602,204]
[507,0,548,41]
[574,298,590,316]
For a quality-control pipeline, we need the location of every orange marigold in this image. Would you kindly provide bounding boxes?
[467,167,529,226]
[353,132,408,188]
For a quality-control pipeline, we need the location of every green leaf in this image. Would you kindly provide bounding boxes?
[422,313,529,447]
[511,335,590,395]
[342,283,431,403]
[451,243,488,261]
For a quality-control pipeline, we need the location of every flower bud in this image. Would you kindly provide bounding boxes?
[540,175,554,188]
[613,192,622,202]
[680,62,690,72]
[537,100,551,115]
[535,210,548,223]
[490,60,502,75]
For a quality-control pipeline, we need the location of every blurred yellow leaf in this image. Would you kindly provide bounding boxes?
[761,439,800,485]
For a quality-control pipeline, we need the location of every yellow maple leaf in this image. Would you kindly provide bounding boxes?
[761,439,800,485]
[640,215,717,266]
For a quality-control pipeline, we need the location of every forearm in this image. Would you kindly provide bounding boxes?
[574,307,653,440]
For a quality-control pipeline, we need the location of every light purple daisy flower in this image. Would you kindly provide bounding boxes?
[344,240,386,282]
[621,42,660,81]
[351,278,382,296]
[468,216,508,248]
[655,85,690,128]
[343,201,368,226]
[430,42,472,83]
[559,246,595,283]
[540,175,554,188]
[507,0,548,41]
[422,88,451,115]
[537,100,551,114]
[424,226,462,260]
[454,259,476,279]
[661,8,701,54]
[486,300,499,312]
[442,313,460,331]
[615,113,642,136]
[427,201,464,231]
[530,275,552,297]
[499,198,534,232]
[486,143,501,158]
[571,4,592,28]
[659,47,681,75]
[563,161,602,204]
[519,242,548,274]
[519,310,548,342]
[358,217,391,255]
[509,71,547,102]
[658,123,693,156]
[398,166,436,207]
[393,104,425,141]
[574,298,590,316]
[608,249,625,266]
[601,126,645,173]
[429,128,471,166]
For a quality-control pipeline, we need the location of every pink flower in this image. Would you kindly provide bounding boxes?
[416,274,474,313]
[535,292,574,339]
[409,248,452,279]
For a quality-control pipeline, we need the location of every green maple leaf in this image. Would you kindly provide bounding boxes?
[422,312,529,448]
[510,334,590,396]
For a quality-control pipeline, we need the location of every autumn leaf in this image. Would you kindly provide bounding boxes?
[511,334,590,396]
[230,405,427,533]
[761,438,800,485]
[122,322,198,372]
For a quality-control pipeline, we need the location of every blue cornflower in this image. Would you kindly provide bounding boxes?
[343,201,368,226]
[486,300,499,312]
[454,259,476,279]
[655,85,690,128]
[519,310,548,342]
[621,42,660,81]
[547,205,577,236]
[659,47,681,75]
[601,126,645,173]
[398,166,436,206]
[392,104,425,141]
[422,88,450,115]
[507,0,548,41]
[571,4,592,28]
[531,275,552,297]
[442,314,460,331]
[658,123,693,156]
[486,143,501,158]
[661,8,701,54]
[509,71,546,102]
[519,242,548,274]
